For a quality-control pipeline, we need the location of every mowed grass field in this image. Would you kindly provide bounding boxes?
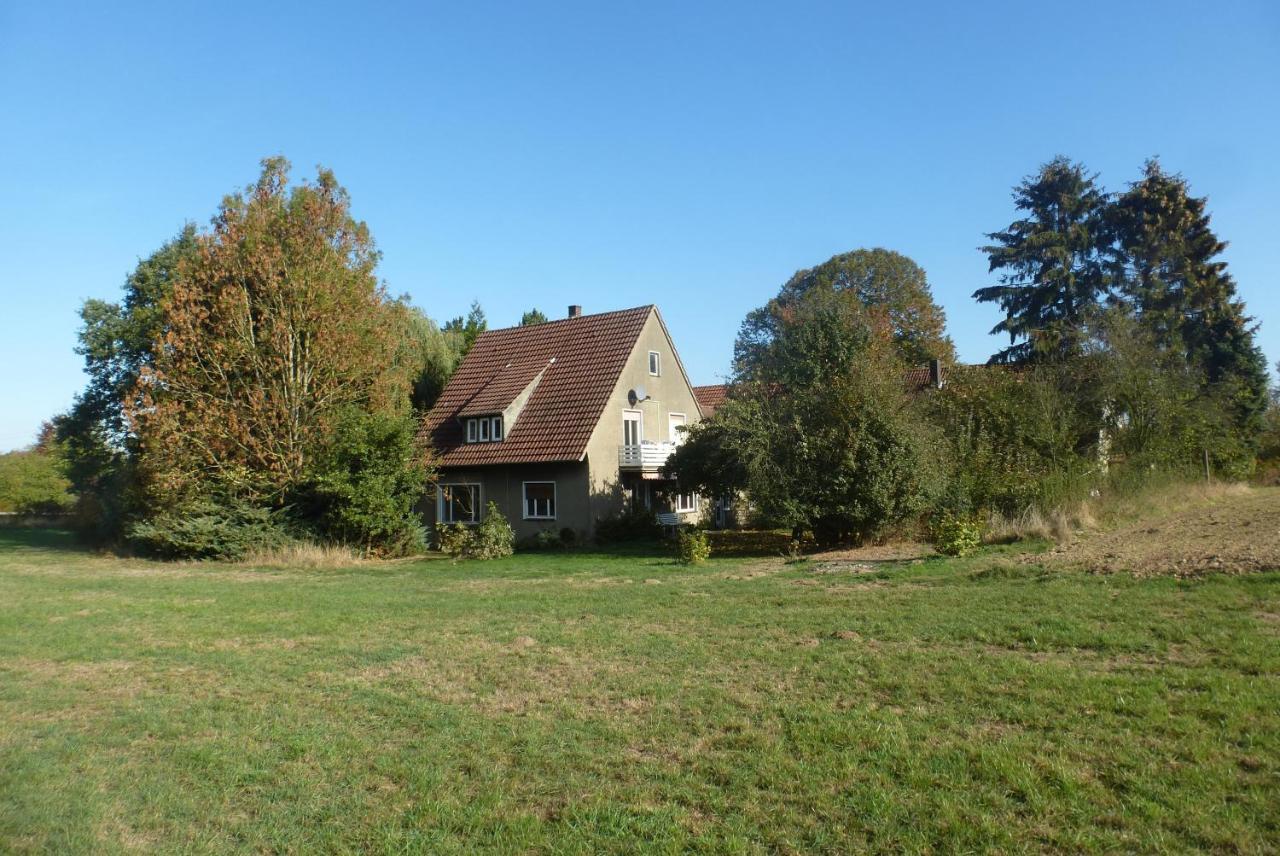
[1,527,1278,853]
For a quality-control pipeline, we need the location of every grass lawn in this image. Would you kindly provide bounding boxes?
[1,529,1277,853]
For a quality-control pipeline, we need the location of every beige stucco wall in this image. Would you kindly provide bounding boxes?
[583,308,706,525]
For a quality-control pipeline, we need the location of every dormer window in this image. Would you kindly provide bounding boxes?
[465,416,503,443]
[648,350,661,376]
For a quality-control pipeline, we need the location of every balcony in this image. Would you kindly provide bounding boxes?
[618,441,677,472]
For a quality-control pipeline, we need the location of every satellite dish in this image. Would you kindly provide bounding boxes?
[628,386,647,407]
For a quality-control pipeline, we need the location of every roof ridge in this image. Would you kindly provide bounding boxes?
[476,304,654,337]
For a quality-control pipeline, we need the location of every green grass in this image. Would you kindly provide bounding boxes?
[1,530,1278,853]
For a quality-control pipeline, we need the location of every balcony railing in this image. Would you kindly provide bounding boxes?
[618,441,677,471]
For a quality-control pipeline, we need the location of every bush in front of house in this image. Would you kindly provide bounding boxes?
[677,527,711,565]
[469,502,515,558]
[594,507,662,543]
[930,513,983,557]
[435,522,473,557]
[434,505,515,560]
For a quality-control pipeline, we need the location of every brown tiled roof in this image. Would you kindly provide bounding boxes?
[904,365,932,389]
[423,306,654,466]
[693,384,729,417]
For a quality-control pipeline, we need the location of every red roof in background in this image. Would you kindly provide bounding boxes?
[693,384,729,417]
[423,306,654,466]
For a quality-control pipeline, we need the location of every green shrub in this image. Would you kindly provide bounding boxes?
[559,527,578,547]
[595,507,661,543]
[126,498,296,560]
[434,522,473,557]
[931,513,983,557]
[468,502,514,559]
[524,527,562,551]
[0,449,74,515]
[677,527,711,565]
[300,408,429,556]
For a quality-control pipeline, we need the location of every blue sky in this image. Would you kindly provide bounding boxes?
[1,1,1277,451]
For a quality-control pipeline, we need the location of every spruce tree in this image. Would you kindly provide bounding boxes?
[1111,159,1269,441]
[975,157,1111,364]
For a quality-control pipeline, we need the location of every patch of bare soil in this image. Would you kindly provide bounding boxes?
[1038,487,1280,577]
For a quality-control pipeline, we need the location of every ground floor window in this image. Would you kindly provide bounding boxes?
[675,490,698,513]
[439,483,481,524]
[523,481,556,520]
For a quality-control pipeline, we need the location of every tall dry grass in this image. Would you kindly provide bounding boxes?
[238,541,365,569]
[984,479,1251,545]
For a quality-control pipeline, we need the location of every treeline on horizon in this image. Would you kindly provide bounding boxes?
[2,155,1278,557]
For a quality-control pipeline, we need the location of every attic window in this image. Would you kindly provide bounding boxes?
[465,416,503,443]
[648,351,661,376]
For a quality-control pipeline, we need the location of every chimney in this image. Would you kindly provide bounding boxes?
[928,358,944,389]
[568,305,583,318]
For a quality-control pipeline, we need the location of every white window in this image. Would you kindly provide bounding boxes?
[465,416,503,443]
[439,484,481,524]
[668,412,686,444]
[675,491,698,513]
[623,410,643,446]
[523,481,556,520]
[648,350,661,376]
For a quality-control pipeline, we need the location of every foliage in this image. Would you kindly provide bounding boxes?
[719,290,940,545]
[394,302,467,412]
[931,514,983,557]
[520,308,549,326]
[662,399,751,497]
[468,502,515,559]
[444,300,487,357]
[676,527,711,565]
[129,158,419,509]
[435,524,465,557]
[1110,159,1270,443]
[298,408,430,556]
[0,447,74,515]
[528,527,563,550]
[56,227,200,540]
[736,247,954,373]
[975,156,1111,364]
[594,507,662,543]
[434,522,473,558]
[126,497,296,560]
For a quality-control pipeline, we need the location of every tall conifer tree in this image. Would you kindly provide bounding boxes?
[1111,159,1269,440]
[975,157,1111,364]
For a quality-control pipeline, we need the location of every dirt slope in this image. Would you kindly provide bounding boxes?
[1040,487,1280,576]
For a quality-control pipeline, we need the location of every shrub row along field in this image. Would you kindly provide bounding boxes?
[2,507,1278,853]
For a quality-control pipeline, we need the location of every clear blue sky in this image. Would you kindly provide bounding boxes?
[2,1,1277,451]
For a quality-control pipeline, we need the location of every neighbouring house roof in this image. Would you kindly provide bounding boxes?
[693,384,729,417]
[423,305,655,466]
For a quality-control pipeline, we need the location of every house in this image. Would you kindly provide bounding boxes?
[421,305,706,540]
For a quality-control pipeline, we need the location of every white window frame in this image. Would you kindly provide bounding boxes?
[465,418,478,443]
[438,483,482,524]
[668,412,686,445]
[623,409,643,446]
[648,350,661,376]
[478,417,490,442]
[522,481,556,520]
[491,416,503,441]
[675,490,698,513]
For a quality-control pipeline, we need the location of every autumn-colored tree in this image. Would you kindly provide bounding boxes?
[130,158,420,506]
[735,248,954,376]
